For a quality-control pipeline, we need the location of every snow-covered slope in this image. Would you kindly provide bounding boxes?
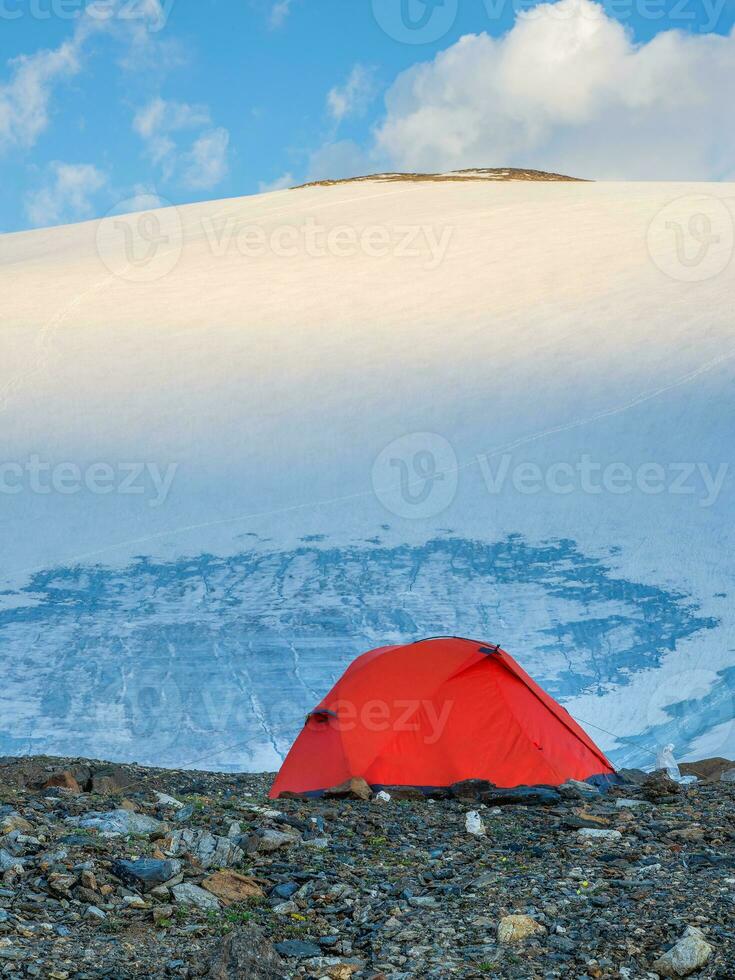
[1,178,733,770]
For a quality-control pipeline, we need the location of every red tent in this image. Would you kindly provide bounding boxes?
[270,637,615,798]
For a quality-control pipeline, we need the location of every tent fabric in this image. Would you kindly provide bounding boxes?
[269,637,615,798]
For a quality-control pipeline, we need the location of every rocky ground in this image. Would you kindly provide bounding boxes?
[0,756,733,979]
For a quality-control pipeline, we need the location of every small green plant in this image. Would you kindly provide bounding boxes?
[224,908,253,926]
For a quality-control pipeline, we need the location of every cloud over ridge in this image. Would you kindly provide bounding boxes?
[373,0,735,179]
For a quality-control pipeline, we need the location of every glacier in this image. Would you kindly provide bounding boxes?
[1,177,733,769]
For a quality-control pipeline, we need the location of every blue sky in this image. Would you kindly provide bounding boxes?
[1,0,734,231]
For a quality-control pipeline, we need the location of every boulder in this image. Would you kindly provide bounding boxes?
[480,786,561,806]
[41,772,82,794]
[274,939,323,958]
[0,813,33,834]
[253,828,301,853]
[111,858,182,892]
[201,871,265,905]
[154,792,184,809]
[207,926,284,979]
[577,828,623,842]
[652,926,714,977]
[171,882,220,911]
[323,778,372,801]
[90,766,134,795]
[558,779,600,800]
[164,828,244,869]
[449,779,495,800]
[641,770,682,801]
[74,809,163,835]
[497,915,547,944]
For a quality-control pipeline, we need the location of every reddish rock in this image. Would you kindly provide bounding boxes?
[201,871,265,906]
[42,771,81,794]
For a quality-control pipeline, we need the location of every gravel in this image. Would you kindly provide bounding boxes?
[0,754,733,978]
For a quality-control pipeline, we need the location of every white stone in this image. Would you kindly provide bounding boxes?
[465,811,486,836]
[154,792,184,809]
[577,828,623,842]
[652,926,714,977]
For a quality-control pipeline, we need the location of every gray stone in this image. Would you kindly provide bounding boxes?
[652,926,714,977]
[207,925,284,979]
[172,882,221,911]
[577,828,623,842]
[111,858,182,892]
[256,828,301,853]
[74,809,163,835]
[0,849,24,872]
[274,939,323,958]
[558,779,600,800]
[164,828,244,869]
[480,786,561,806]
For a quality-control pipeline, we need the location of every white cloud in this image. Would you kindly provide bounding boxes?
[133,97,212,171]
[134,98,230,189]
[258,172,294,193]
[269,0,293,29]
[372,0,735,180]
[327,65,376,122]
[182,127,230,190]
[0,38,83,153]
[25,162,107,227]
[0,1,175,155]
